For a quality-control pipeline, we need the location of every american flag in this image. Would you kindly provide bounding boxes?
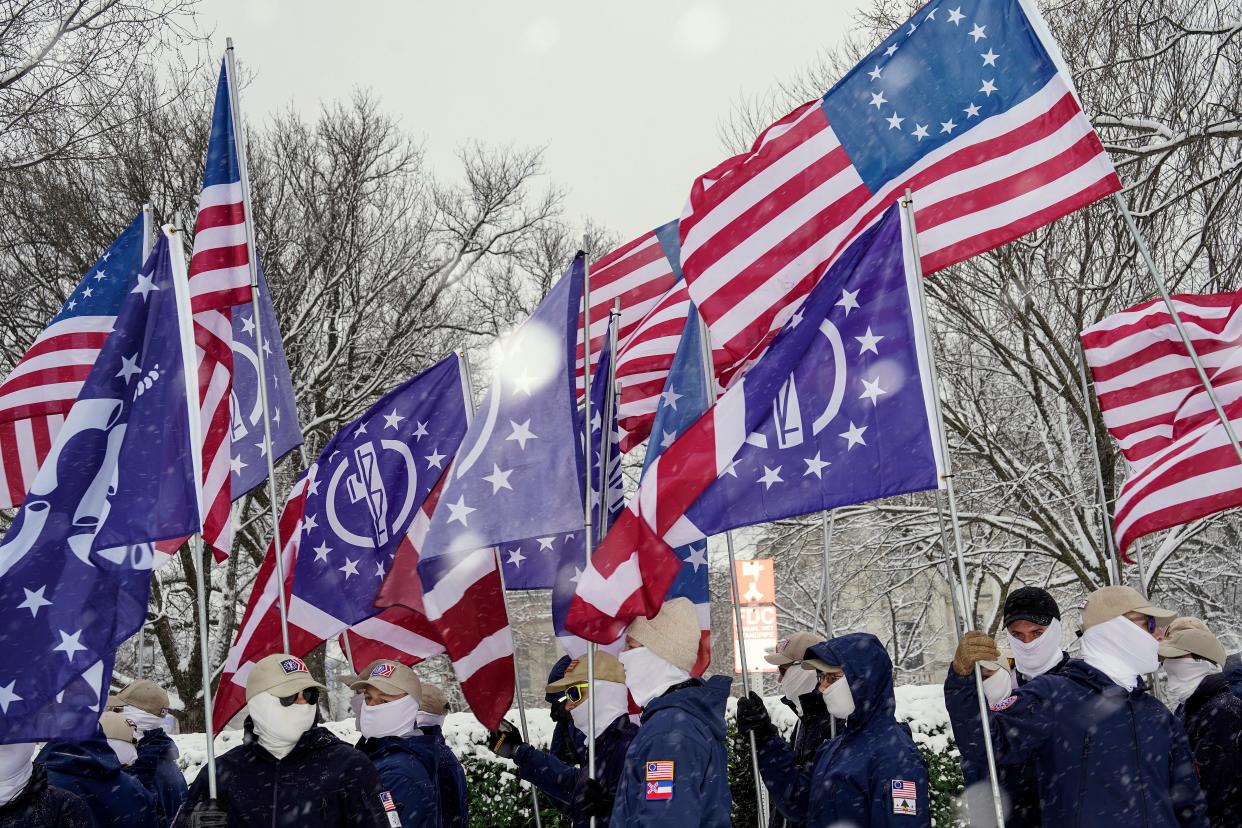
[680,0,1119,379]
[1081,293,1242,555]
[0,214,148,508]
[190,58,263,559]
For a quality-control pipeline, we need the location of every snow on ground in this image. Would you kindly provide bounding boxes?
[175,684,952,781]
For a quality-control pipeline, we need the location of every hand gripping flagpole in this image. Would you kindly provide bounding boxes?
[901,191,1005,828]
[458,351,543,828]
[697,315,768,828]
[1076,344,1122,586]
[225,39,291,653]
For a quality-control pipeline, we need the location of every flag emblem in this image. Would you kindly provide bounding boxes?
[280,658,308,675]
[646,780,673,800]
[891,779,917,815]
[990,694,1017,712]
[371,663,397,678]
[380,791,396,811]
[645,760,674,781]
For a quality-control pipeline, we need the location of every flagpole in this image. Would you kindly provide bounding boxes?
[696,314,768,828]
[137,202,155,681]
[225,38,291,653]
[934,490,966,634]
[190,534,219,800]
[458,350,543,828]
[340,629,356,673]
[901,191,1005,828]
[815,510,838,738]
[579,242,598,801]
[1076,344,1122,585]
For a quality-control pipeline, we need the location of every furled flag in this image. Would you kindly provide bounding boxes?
[1081,292,1242,556]
[681,0,1120,381]
[0,213,149,508]
[190,57,267,560]
[0,230,200,741]
[227,263,302,499]
[639,303,714,673]
[569,204,944,644]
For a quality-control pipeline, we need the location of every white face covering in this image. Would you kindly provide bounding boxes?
[1080,615,1160,691]
[0,743,35,806]
[781,666,820,713]
[121,705,167,737]
[249,692,317,759]
[568,680,631,735]
[350,693,364,729]
[982,666,1015,705]
[822,675,856,719]
[618,647,691,708]
[1163,658,1221,707]
[359,694,421,739]
[1006,619,1064,679]
[108,738,137,766]
[417,712,446,729]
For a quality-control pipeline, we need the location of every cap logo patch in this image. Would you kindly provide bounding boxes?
[280,658,308,675]
[371,663,397,678]
[891,779,918,815]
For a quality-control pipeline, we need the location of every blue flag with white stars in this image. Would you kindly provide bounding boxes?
[671,204,943,544]
[421,256,586,583]
[290,354,468,633]
[0,231,200,743]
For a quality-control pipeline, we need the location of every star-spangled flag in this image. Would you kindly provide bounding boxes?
[0,214,148,509]
[0,230,200,742]
[568,204,944,643]
[681,0,1119,384]
[420,255,585,567]
[641,303,713,673]
[228,263,302,500]
[288,354,469,640]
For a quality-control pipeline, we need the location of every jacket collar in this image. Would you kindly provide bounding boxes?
[1184,671,1229,718]
[242,717,338,762]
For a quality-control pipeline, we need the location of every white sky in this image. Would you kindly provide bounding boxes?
[204,1,867,242]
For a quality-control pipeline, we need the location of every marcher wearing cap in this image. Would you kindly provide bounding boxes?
[108,679,187,826]
[543,655,585,766]
[739,633,930,827]
[411,684,468,828]
[172,653,397,828]
[0,741,92,827]
[601,597,732,826]
[944,586,1069,827]
[947,585,1209,828]
[38,718,159,828]
[352,660,439,828]
[1160,618,1242,827]
[487,653,637,827]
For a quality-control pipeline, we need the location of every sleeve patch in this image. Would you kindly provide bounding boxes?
[989,694,1018,712]
[891,779,918,815]
[645,760,674,780]
[646,780,674,800]
[381,791,400,827]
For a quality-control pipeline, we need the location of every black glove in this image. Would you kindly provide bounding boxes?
[188,799,229,828]
[486,719,525,760]
[735,691,776,739]
[799,686,827,719]
[579,777,615,818]
[549,698,572,725]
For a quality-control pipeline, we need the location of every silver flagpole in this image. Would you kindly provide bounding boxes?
[340,629,356,674]
[137,203,155,680]
[816,510,838,739]
[934,491,966,634]
[696,314,768,828]
[579,243,598,804]
[458,351,543,828]
[192,534,219,800]
[1076,344,1122,585]
[901,191,1005,828]
[225,39,291,653]
[1113,195,1242,466]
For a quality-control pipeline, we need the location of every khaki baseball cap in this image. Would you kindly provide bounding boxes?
[1079,586,1175,632]
[106,679,169,716]
[245,654,327,702]
[627,597,699,673]
[546,652,625,693]
[764,631,823,667]
[1159,619,1227,666]
[419,683,450,717]
[350,660,422,702]
[100,711,137,744]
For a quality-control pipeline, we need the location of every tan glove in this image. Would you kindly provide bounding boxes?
[952,631,1000,676]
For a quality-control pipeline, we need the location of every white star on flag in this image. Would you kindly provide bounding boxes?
[507,548,526,566]
[340,558,359,579]
[483,464,514,493]
[18,586,51,618]
[804,452,831,478]
[116,354,141,382]
[506,419,537,449]
[446,496,475,527]
[860,377,887,404]
[425,449,446,469]
[856,328,884,355]
[836,289,861,315]
[313,541,331,562]
[53,629,86,660]
[758,465,783,489]
[383,409,405,430]
[684,544,708,572]
[0,681,20,714]
[840,422,868,449]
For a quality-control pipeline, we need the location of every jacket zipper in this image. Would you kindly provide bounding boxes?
[1128,698,1149,827]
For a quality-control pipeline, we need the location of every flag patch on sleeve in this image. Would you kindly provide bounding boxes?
[990,694,1018,712]
[646,780,673,800]
[645,760,674,781]
[891,779,917,815]
[380,790,400,826]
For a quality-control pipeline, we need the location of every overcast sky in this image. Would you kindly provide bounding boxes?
[205,1,867,243]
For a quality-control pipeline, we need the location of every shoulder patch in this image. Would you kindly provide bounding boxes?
[645,760,674,781]
[380,790,400,827]
[891,779,918,815]
[646,780,674,800]
[989,694,1018,712]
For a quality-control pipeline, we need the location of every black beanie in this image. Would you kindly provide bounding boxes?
[1003,586,1060,627]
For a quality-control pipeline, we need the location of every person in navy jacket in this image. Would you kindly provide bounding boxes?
[37,721,159,828]
[739,633,930,827]
[947,585,1209,828]
[488,652,637,827]
[543,655,586,766]
[600,597,732,826]
[0,742,92,827]
[108,679,187,827]
[413,684,468,828]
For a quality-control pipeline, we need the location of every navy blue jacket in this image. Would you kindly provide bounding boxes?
[514,713,638,827]
[1177,671,1242,828]
[1224,656,1242,702]
[131,729,187,827]
[545,656,585,767]
[172,720,394,828]
[0,763,93,828]
[945,658,1208,827]
[38,732,160,828]
[946,652,1070,828]
[771,690,835,828]
[410,727,467,828]
[757,634,930,828]
[358,735,439,828]
[612,675,732,827]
